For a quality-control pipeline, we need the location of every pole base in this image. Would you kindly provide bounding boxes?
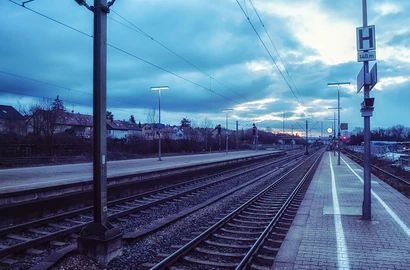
[304,151,309,155]
[77,222,123,264]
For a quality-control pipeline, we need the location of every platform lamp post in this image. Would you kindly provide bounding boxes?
[328,82,350,165]
[327,108,338,156]
[221,109,233,154]
[151,86,169,161]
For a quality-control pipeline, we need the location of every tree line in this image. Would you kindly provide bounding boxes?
[347,125,410,145]
[0,97,306,162]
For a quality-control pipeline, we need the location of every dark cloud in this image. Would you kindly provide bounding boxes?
[1,0,409,134]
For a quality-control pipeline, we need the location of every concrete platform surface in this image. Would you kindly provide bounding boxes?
[0,150,279,194]
[273,151,410,270]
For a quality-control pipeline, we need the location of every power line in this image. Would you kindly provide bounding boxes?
[0,70,152,111]
[107,43,238,103]
[7,0,242,106]
[0,86,151,120]
[248,0,304,105]
[8,0,93,38]
[235,0,302,106]
[110,9,250,102]
[0,70,90,95]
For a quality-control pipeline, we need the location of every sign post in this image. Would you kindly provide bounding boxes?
[357,0,377,221]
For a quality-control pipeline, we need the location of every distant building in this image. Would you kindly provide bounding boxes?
[55,112,93,138]
[142,124,155,140]
[0,105,27,135]
[0,105,207,142]
[106,119,142,139]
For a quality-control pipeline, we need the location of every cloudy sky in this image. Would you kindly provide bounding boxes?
[1,0,409,137]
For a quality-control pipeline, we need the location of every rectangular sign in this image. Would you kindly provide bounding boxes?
[357,65,365,93]
[340,123,348,130]
[357,51,376,62]
[156,123,165,129]
[369,63,378,91]
[356,25,376,51]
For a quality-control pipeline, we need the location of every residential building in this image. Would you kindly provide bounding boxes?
[0,105,27,135]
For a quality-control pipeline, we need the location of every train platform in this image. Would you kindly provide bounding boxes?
[0,150,284,194]
[272,151,410,269]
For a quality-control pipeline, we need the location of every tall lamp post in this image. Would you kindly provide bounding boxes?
[151,86,169,161]
[221,109,233,154]
[328,108,338,156]
[328,82,350,165]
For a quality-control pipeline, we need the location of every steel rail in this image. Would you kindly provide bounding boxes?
[0,153,303,258]
[236,151,322,269]
[149,150,323,269]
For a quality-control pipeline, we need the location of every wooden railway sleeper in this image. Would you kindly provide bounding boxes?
[226,223,266,230]
[194,247,246,257]
[220,228,262,235]
[204,239,252,249]
[212,233,257,241]
[183,256,237,268]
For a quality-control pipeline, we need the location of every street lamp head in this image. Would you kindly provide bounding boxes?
[221,109,233,113]
[327,82,350,86]
[150,86,169,91]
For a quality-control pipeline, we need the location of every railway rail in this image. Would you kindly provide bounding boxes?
[0,151,285,229]
[0,151,307,265]
[342,150,410,198]
[145,150,323,269]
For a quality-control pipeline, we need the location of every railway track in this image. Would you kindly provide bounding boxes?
[0,151,285,229]
[342,150,410,197]
[0,151,307,264]
[144,150,323,269]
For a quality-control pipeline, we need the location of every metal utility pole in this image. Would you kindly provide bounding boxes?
[252,122,258,151]
[283,112,285,133]
[236,120,239,151]
[321,121,323,138]
[221,109,233,154]
[92,0,107,229]
[328,82,350,165]
[305,120,309,155]
[356,0,377,220]
[361,0,372,220]
[150,86,169,161]
[76,0,122,263]
[328,109,337,156]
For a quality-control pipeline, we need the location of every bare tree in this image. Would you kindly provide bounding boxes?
[190,119,198,128]
[391,125,405,141]
[199,118,214,151]
[27,96,66,138]
[200,118,213,129]
[146,108,157,124]
[404,127,410,140]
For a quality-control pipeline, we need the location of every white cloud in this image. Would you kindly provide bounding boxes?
[234,97,278,112]
[374,3,402,16]
[246,60,272,72]
[374,76,410,91]
[378,46,410,63]
[256,1,356,65]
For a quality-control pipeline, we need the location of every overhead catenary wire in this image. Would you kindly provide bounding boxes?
[7,0,242,106]
[109,9,250,102]
[248,0,304,105]
[235,0,303,106]
[0,71,153,114]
